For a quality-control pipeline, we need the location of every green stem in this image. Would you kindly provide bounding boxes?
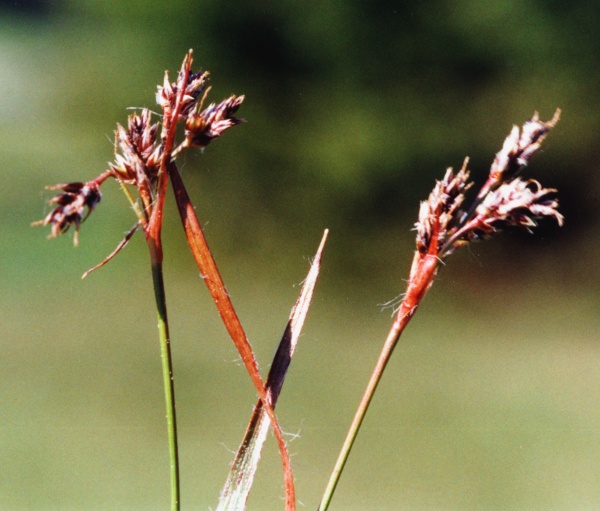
[149,242,180,511]
[318,253,439,511]
[317,319,402,511]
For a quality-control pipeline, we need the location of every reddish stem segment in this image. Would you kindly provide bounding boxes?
[147,51,193,242]
[319,238,440,511]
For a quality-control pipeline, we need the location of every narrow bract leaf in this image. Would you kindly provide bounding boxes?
[81,222,140,279]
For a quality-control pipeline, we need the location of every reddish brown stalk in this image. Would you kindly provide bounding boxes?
[169,164,296,511]
[146,51,194,243]
[92,170,115,187]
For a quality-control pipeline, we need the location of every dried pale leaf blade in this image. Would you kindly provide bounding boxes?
[217,230,328,511]
[267,228,328,402]
[216,407,268,511]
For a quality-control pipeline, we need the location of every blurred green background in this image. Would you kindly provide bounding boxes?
[1,1,599,510]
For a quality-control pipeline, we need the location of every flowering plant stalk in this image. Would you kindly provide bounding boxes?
[33,49,564,511]
[33,51,303,511]
[317,110,563,510]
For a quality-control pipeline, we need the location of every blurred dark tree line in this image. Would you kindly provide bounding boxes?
[4,0,598,269]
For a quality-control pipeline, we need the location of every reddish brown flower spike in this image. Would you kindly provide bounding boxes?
[156,66,209,121]
[484,109,561,195]
[475,178,564,234]
[415,111,563,259]
[32,181,102,246]
[183,95,245,150]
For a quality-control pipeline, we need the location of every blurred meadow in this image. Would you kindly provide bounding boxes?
[1,1,599,510]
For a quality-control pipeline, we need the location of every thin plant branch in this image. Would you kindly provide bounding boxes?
[81,221,140,279]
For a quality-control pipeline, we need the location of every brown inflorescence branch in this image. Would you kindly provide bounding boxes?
[471,178,563,234]
[489,110,561,183]
[414,162,471,259]
[180,95,245,152]
[393,109,564,447]
[156,66,209,124]
[33,53,243,252]
[109,109,161,221]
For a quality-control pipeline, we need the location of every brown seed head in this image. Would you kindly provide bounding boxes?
[110,109,160,185]
[32,181,102,245]
[474,178,564,235]
[489,109,561,186]
[415,162,471,255]
[183,95,245,150]
[156,68,209,120]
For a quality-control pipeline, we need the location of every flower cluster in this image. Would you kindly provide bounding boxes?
[415,110,563,260]
[32,181,102,246]
[182,95,245,151]
[415,162,471,255]
[34,52,244,245]
[156,67,209,122]
[473,178,563,235]
[109,109,161,217]
[110,109,160,186]
[479,109,561,199]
